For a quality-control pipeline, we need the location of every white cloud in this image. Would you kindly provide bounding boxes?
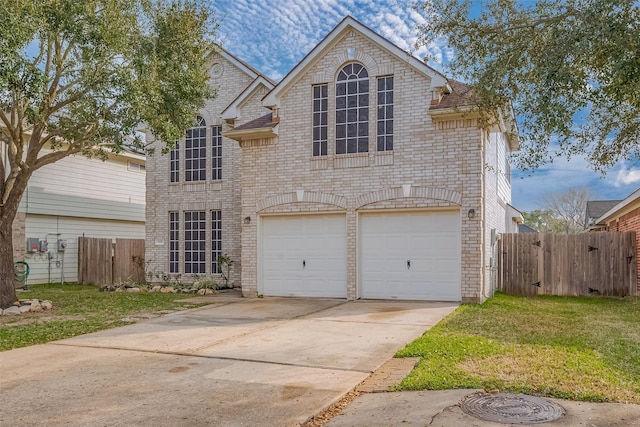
[614,164,640,187]
[213,0,451,80]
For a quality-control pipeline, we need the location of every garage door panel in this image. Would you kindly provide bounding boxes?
[261,215,347,298]
[360,211,461,301]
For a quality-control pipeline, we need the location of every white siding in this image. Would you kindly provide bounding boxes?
[18,150,145,222]
[494,132,512,205]
[483,131,514,298]
[23,214,144,284]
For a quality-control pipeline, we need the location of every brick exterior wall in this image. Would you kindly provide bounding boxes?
[237,30,504,302]
[145,25,515,302]
[605,205,640,290]
[145,53,263,287]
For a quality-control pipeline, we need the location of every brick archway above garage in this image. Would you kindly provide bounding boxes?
[256,191,348,212]
[352,186,462,209]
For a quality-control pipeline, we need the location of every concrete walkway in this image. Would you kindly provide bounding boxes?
[0,297,457,426]
[326,390,640,426]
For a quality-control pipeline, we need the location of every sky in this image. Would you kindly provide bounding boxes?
[212,0,640,212]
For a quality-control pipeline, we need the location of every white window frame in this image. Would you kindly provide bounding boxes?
[184,210,206,274]
[376,76,393,152]
[185,116,207,182]
[335,63,369,154]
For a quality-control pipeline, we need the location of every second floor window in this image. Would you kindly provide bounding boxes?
[336,63,369,154]
[312,84,328,156]
[212,125,222,180]
[185,116,207,182]
[169,143,179,183]
[377,76,393,151]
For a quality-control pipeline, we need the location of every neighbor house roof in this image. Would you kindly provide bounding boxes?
[595,189,640,225]
[518,224,538,233]
[585,200,623,226]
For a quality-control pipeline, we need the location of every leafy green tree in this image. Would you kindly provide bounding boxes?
[415,0,640,171]
[523,210,569,234]
[0,0,216,308]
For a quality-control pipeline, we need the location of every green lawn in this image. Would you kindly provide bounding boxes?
[396,293,640,404]
[0,283,208,351]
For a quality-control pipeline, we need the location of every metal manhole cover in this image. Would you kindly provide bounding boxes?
[461,392,566,424]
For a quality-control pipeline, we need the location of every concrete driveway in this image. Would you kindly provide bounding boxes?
[0,296,457,426]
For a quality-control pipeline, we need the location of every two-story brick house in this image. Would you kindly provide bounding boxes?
[146,16,519,302]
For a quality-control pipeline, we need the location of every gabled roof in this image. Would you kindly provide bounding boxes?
[586,199,623,225]
[221,76,275,121]
[209,46,273,82]
[595,189,640,225]
[262,16,447,108]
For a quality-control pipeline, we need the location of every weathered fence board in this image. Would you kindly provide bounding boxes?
[78,237,145,285]
[113,239,146,284]
[78,237,112,285]
[498,232,637,297]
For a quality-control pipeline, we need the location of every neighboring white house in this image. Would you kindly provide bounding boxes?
[11,149,146,284]
[146,16,519,302]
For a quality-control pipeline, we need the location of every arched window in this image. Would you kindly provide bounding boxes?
[185,116,207,181]
[336,63,369,154]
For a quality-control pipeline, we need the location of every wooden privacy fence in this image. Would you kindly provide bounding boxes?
[78,237,145,285]
[498,232,637,297]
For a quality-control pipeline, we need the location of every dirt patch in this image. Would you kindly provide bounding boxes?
[280,382,312,401]
[301,389,360,427]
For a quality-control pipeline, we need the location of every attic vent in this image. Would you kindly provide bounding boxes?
[128,162,145,172]
[347,47,355,59]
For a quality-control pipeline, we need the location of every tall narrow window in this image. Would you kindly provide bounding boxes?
[336,63,369,154]
[377,76,394,151]
[184,211,206,274]
[169,143,179,183]
[169,211,179,273]
[212,125,222,180]
[185,116,207,181]
[312,84,328,156]
[211,210,222,273]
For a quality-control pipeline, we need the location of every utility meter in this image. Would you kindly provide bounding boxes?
[57,239,67,252]
[38,240,48,252]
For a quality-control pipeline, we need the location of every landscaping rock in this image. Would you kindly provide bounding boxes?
[126,287,141,293]
[151,286,162,292]
[0,299,54,316]
[29,301,44,312]
[160,287,175,293]
[2,306,21,315]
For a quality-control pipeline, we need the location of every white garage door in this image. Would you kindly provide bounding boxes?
[261,215,347,297]
[360,211,461,301]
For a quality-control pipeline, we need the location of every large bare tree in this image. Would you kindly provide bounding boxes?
[540,186,595,234]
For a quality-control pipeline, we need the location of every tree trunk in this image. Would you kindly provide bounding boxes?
[0,208,18,309]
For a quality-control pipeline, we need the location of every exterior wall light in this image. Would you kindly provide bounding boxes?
[468,209,476,219]
[244,216,251,224]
